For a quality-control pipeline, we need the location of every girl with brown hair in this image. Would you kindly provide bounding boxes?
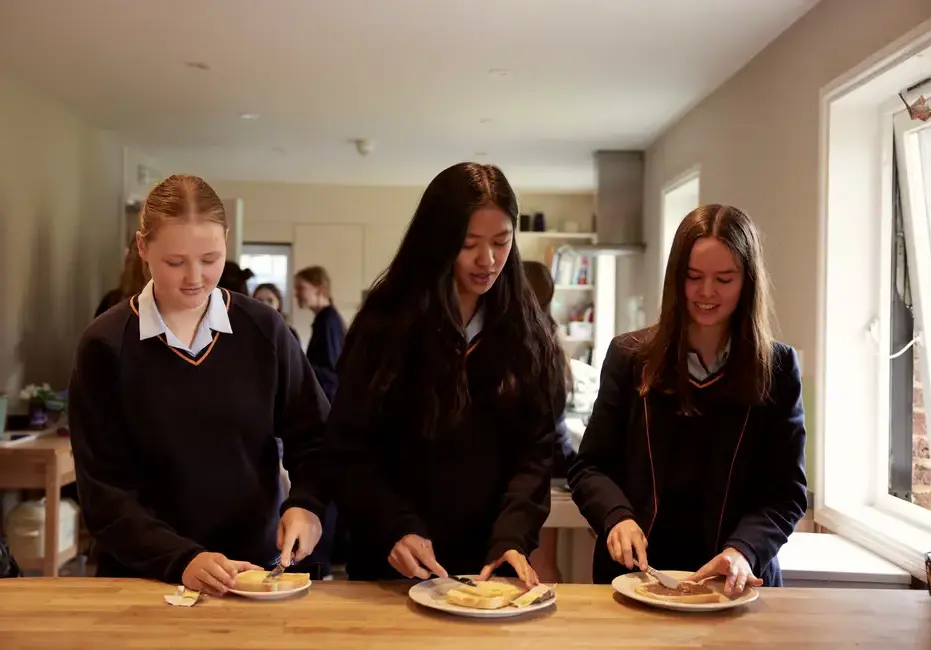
[295,266,346,404]
[69,174,330,595]
[521,260,576,478]
[522,260,577,583]
[569,204,807,595]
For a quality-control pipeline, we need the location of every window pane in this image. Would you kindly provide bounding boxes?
[908,128,931,510]
[240,243,293,314]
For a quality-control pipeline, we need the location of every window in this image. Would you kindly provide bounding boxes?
[660,172,699,281]
[891,112,931,513]
[240,243,293,314]
[818,29,931,581]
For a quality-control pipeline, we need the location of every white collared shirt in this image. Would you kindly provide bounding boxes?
[137,280,232,356]
[465,307,484,343]
[687,339,731,381]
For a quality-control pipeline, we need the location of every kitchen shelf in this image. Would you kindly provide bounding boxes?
[554,284,594,290]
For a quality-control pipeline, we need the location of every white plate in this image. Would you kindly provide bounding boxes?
[228,579,312,600]
[612,571,759,612]
[408,576,556,618]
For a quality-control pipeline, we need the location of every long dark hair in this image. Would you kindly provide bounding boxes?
[638,204,774,408]
[343,162,565,439]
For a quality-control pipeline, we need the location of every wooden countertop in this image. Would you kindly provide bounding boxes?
[0,579,927,649]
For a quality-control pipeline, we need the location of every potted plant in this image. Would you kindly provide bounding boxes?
[19,384,67,430]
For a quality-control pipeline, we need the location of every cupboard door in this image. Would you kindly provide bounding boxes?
[292,224,364,340]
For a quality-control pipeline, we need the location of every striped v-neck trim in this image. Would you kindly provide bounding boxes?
[689,370,725,389]
[129,289,231,367]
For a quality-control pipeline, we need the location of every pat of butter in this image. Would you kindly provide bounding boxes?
[164,586,201,607]
[511,584,555,608]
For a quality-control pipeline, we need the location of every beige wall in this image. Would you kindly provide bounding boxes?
[0,74,123,397]
[212,179,594,341]
[644,0,931,368]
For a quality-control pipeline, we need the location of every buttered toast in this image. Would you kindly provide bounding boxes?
[233,569,310,593]
[444,580,524,610]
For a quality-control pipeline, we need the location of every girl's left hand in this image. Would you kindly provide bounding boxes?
[277,507,323,566]
[687,547,763,597]
[479,550,539,589]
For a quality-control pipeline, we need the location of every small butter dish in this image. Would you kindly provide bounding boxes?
[164,585,201,607]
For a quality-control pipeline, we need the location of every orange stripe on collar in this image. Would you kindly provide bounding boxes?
[129,288,231,367]
[689,372,725,389]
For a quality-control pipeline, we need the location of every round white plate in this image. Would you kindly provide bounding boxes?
[612,571,759,612]
[229,580,312,600]
[408,576,556,618]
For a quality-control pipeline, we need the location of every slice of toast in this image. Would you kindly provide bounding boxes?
[233,569,310,593]
[445,590,514,610]
[444,580,524,610]
[634,580,723,605]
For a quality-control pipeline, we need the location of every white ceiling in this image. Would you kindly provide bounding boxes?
[0,0,819,189]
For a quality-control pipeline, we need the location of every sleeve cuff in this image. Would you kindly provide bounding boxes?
[724,539,758,571]
[486,539,527,565]
[602,506,636,537]
[165,545,206,584]
[280,495,328,522]
[386,515,431,549]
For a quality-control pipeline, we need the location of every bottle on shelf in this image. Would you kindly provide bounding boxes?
[533,212,546,232]
[577,256,589,285]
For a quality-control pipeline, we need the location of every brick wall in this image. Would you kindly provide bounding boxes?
[913,349,931,509]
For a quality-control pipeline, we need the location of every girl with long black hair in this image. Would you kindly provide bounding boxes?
[327,163,566,586]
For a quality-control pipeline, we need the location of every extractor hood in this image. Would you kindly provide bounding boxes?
[572,150,646,256]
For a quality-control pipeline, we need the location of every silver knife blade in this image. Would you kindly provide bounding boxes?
[430,573,477,587]
[264,540,298,583]
[644,565,681,590]
[263,563,286,583]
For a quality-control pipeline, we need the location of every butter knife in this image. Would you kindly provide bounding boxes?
[642,564,681,590]
[263,562,286,584]
[431,573,477,587]
[264,541,298,584]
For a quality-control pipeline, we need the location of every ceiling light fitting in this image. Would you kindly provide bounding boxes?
[350,138,375,156]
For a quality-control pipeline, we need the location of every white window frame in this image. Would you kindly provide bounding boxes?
[817,18,931,581]
[659,167,700,284]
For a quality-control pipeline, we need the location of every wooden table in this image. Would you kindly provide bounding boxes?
[0,436,77,576]
[0,579,926,649]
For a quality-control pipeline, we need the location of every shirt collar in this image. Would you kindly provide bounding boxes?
[464,307,484,343]
[137,280,232,344]
[687,338,731,379]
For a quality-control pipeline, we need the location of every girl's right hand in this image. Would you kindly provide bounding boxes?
[388,534,448,580]
[181,552,262,597]
[607,519,648,570]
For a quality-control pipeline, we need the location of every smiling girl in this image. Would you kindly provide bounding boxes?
[69,175,330,596]
[326,163,566,587]
[569,204,807,596]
